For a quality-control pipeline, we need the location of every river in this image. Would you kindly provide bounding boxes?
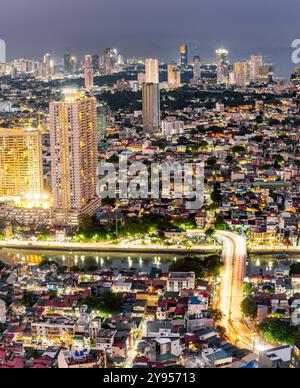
[1,248,300,275]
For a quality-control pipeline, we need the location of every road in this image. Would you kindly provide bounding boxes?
[215,231,273,353]
[215,231,255,351]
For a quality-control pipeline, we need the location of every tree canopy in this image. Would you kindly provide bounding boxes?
[258,318,300,346]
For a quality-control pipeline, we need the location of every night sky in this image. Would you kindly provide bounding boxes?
[0,0,299,78]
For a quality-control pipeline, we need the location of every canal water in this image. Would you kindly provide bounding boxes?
[1,249,300,275]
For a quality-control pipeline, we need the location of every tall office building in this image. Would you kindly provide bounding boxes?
[259,63,274,83]
[216,49,230,84]
[0,128,43,198]
[145,58,159,84]
[250,54,263,83]
[84,54,94,89]
[103,48,119,74]
[50,91,100,226]
[180,45,188,68]
[92,54,100,72]
[43,53,51,76]
[70,56,78,74]
[168,63,181,89]
[142,83,160,132]
[193,55,201,80]
[64,52,72,74]
[233,62,250,86]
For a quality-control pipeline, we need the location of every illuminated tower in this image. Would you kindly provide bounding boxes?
[193,55,201,80]
[103,48,118,74]
[168,63,181,89]
[180,45,188,68]
[84,54,94,90]
[50,90,100,226]
[250,54,263,83]
[0,128,43,198]
[233,62,250,86]
[216,49,229,84]
[43,53,51,76]
[145,58,159,84]
[142,83,160,132]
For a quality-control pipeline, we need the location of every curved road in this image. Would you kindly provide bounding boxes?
[215,231,256,351]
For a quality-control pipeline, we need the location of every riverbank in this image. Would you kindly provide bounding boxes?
[1,240,300,255]
[0,241,220,255]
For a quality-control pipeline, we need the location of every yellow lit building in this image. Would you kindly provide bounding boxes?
[233,62,250,86]
[0,127,43,198]
[50,90,101,226]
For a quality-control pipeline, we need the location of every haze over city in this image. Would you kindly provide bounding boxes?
[0,0,299,77]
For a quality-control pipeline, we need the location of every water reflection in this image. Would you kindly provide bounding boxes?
[0,250,297,275]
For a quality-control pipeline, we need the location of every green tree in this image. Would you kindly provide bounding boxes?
[83,292,123,315]
[232,145,245,155]
[258,318,300,346]
[169,255,222,278]
[244,283,255,296]
[241,296,257,319]
[22,292,36,308]
[215,216,229,231]
[290,263,300,275]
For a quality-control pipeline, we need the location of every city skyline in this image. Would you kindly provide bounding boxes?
[0,0,299,78]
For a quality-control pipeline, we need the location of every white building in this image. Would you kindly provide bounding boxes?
[145,58,159,84]
[161,118,184,136]
[167,272,196,292]
[0,300,6,324]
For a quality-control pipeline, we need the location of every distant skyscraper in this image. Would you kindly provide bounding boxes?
[0,127,43,198]
[145,58,159,84]
[233,62,250,86]
[193,55,201,80]
[92,54,100,72]
[259,63,274,84]
[142,83,160,132]
[250,54,263,83]
[43,53,51,76]
[168,63,181,89]
[103,48,119,74]
[50,91,100,226]
[70,56,78,74]
[180,45,188,67]
[216,49,229,84]
[64,52,72,74]
[84,54,94,89]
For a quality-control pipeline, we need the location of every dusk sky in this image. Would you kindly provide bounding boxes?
[0,0,299,78]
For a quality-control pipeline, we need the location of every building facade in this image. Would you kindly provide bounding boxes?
[50,90,100,226]
[142,83,161,132]
[0,127,43,198]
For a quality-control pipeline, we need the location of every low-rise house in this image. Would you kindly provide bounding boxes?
[167,272,196,292]
[58,349,106,369]
[259,346,292,369]
[95,329,117,355]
